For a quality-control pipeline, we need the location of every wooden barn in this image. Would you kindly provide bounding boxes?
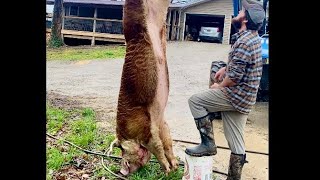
[46,0,265,45]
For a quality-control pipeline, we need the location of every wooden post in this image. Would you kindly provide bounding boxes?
[167,10,172,40]
[170,10,177,41]
[62,7,65,29]
[62,6,65,43]
[177,10,181,40]
[91,7,97,46]
[182,12,186,41]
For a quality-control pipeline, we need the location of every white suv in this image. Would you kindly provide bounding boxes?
[198,25,222,43]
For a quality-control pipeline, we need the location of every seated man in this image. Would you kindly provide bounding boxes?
[185,1,265,179]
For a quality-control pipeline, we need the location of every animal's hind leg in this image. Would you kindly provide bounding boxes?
[160,120,178,171]
[145,122,171,174]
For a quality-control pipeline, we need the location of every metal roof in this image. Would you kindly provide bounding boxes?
[46,0,211,8]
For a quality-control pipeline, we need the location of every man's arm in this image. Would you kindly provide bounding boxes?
[211,42,251,88]
[210,75,235,89]
[219,76,236,87]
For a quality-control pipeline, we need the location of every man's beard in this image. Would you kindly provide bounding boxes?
[232,18,243,30]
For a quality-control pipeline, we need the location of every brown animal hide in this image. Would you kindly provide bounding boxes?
[112,0,178,176]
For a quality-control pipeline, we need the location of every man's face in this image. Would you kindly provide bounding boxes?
[232,10,247,29]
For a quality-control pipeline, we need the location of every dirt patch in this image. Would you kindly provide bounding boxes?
[51,156,96,180]
[47,91,82,110]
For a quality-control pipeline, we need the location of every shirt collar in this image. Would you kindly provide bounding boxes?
[230,30,257,44]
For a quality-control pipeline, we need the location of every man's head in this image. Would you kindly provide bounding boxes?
[232,0,265,31]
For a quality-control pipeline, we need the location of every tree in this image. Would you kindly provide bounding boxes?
[49,0,64,48]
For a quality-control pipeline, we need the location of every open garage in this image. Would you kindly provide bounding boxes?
[184,13,225,43]
[175,0,234,45]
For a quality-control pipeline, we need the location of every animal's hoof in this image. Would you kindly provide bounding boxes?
[170,159,179,171]
[162,163,171,175]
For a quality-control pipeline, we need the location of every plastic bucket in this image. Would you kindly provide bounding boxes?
[182,153,214,180]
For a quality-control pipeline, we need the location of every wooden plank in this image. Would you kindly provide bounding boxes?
[94,32,125,39]
[170,10,177,41]
[91,7,97,46]
[63,15,123,22]
[62,29,94,36]
[63,34,92,40]
[167,10,172,40]
[63,35,125,43]
[61,30,125,40]
[95,37,125,43]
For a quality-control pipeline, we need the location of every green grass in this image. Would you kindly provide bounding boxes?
[66,116,97,148]
[47,106,97,179]
[46,106,69,135]
[129,163,184,180]
[47,147,65,170]
[46,45,126,61]
[46,105,184,180]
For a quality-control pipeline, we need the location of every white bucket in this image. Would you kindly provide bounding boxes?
[182,153,214,180]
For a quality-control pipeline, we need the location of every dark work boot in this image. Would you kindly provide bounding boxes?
[185,115,217,156]
[226,153,248,180]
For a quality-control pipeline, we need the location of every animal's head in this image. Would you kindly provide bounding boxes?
[118,140,151,176]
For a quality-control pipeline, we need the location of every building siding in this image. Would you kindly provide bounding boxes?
[180,0,233,44]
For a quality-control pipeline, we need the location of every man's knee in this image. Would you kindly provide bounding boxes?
[188,94,199,107]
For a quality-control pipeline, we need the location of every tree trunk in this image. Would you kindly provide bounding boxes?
[50,0,64,47]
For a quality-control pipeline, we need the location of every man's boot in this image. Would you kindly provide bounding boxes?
[185,115,217,156]
[226,153,248,180]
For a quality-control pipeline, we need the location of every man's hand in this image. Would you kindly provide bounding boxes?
[210,83,221,89]
[214,67,226,82]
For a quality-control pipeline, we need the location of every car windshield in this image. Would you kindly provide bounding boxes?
[201,22,219,27]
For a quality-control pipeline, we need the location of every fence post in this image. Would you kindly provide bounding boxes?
[91,7,97,46]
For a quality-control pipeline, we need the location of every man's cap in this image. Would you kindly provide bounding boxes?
[242,0,265,25]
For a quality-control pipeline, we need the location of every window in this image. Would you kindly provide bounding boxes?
[70,6,79,16]
[79,7,95,17]
[97,7,123,20]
